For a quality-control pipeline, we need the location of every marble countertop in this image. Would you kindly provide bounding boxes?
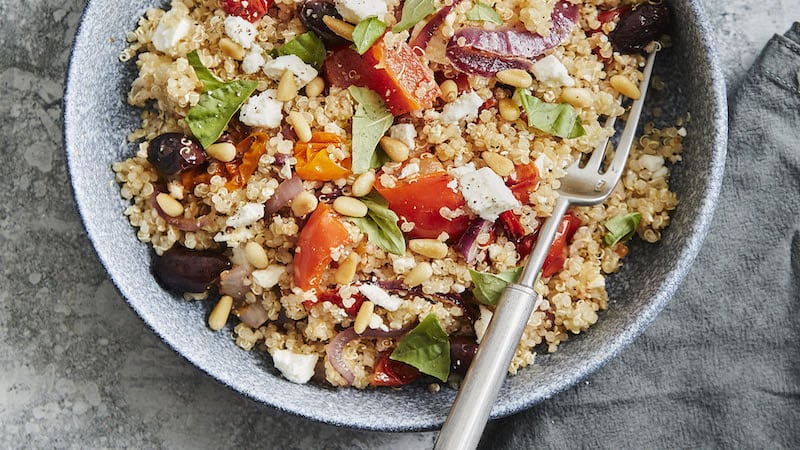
[1,0,798,447]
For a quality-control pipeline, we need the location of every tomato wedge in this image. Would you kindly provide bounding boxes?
[374,172,471,241]
[369,352,421,387]
[293,203,351,290]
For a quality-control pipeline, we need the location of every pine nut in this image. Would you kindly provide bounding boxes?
[205,142,236,162]
[481,151,515,177]
[353,300,374,334]
[560,87,593,108]
[156,193,184,217]
[440,79,458,102]
[351,171,376,197]
[323,16,354,41]
[379,136,410,162]
[496,69,533,88]
[219,37,245,60]
[305,76,325,98]
[610,75,641,99]
[291,191,318,217]
[276,69,298,102]
[333,196,368,217]
[288,111,312,143]
[244,241,269,269]
[208,295,233,331]
[334,252,359,285]
[498,98,520,122]
[409,239,448,259]
[404,262,433,287]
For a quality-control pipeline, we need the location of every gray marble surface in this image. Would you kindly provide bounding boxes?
[1,0,798,448]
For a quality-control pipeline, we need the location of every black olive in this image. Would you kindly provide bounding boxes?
[147,133,206,175]
[450,336,479,376]
[297,0,348,48]
[609,2,671,54]
[152,246,231,294]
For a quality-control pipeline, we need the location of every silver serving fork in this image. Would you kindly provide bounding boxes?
[435,48,659,450]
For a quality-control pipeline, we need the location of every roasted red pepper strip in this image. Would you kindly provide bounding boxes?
[514,212,582,278]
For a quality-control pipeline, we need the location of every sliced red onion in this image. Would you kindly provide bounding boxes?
[151,189,214,231]
[264,176,303,216]
[326,325,413,386]
[409,0,464,53]
[445,0,578,76]
[457,218,494,264]
[219,264,252,301]
[238,302,269,328]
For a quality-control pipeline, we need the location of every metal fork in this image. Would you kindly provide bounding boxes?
[435,48,659,450]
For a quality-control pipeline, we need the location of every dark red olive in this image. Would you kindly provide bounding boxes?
[147,133,206,175]
[609,2,671,54]
[450,336,479,376]
[297,0,348,48]
[152,246,231,294]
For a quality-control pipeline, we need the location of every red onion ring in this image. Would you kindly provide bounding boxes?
[326,325,414,386]
[409,0,464,53]
[264,176,303,215]
[238,302,270,328]
[457,218,494,264]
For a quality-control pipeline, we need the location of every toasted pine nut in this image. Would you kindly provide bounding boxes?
[291,191,318,217]
[219,37,245,60]
[496,69,533,88]
[288,111,312,143]
[498,98,520,122]
[440,79,458,102]
[351,171,376,197]
[208,295,233,331]
[334,252,359,285]
[333,196,368,217]
[610,75,641,100]
[409,239,448,259]
[276,69,298,102]
[323,16,354,41]
[244,241,269,269]
[379,136,410,162]
[205,142,237,162]
[156,193,184,217]
[305,76,325,98]
[560,87,593,108]
[481,151,515,177]
[404,262,433,287]
[353,300,374,334]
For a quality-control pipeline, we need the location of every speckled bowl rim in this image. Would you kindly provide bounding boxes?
[64,0,727,432]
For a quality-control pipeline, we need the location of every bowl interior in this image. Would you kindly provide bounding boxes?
[65,0,726,431]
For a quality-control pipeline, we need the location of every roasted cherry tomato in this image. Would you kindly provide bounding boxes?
[294,132,351,181]
[517,212,582,277]
[506,162,540,204]
[293,203,351,290]
[369,352,421,387]
[221,0,272,22]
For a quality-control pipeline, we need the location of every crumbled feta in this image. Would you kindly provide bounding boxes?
[390,123,417,150]
[335,0,389,23]
[239,90,283,128]
[151,9,192,54]
[226,203,265,228]
[458,167,521,221]
[533,153,553,176]
[531,55,575,87]
[474,305,493,344]
[398,163,420,179]
[639,154,665,173]
[224,16,257,49]
[449,162,476,179]
[242,44,265,74]
[440,90,484,123]
[392,256,416,274]
[251,265,285,289]
[262,55,318,88]
[358,284,402,311]
[271,349,318,384]
[368,313,389,331]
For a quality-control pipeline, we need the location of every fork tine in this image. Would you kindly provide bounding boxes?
[583,114,618,173]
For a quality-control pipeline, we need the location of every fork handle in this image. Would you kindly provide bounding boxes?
[435,198,570,450]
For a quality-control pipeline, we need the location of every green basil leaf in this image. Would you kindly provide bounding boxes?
[392,0,437,32]
[466,1,503,25]
[348,86,394,174]
[272,32,327,70]
[352,17,387,55]
[349,192,406,255]
[603,212,641,246]
[517,89,585,139]
[186,51,258,148]
[369,146,391,169]
[469,267,522,306]
[390,314,451,382]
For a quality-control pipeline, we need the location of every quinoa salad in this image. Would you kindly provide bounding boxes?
[113,0,681,388]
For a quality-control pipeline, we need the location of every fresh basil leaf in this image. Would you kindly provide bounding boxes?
[352,17,387,55]
[348,86,394,174]
[469,267,522,306]
[349,192,406,255]
[369,146,390,169]
[390,314,451,382]
[603,212,641,246]
[273,32,327,70]
[186,50,257,148]
[466,1,503,25]
[392,0,437,32]
[517,89,585,139]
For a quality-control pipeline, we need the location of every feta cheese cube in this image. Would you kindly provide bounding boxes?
[458,167,521,221]
[335,0,389,23]
[251,265,285,289]
[224,16,258,49]
[262,55,318,88]
[226,203,265,228]
[390,123,417,150]
[398,162,420,179]
[271,349,318,384]
[239,89,283,129]
[531,55,575,87]
[358,284,402,311]
[392,256,416,274]
[440,90,484,123]
[152,10,192,54]
[242,44,265,74]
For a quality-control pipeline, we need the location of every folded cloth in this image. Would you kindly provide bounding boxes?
[480,23,800,449]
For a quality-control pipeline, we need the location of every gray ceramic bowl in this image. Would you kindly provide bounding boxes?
[65,0,727,431]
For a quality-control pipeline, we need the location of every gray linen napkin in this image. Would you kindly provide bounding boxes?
[479,23,800,449]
